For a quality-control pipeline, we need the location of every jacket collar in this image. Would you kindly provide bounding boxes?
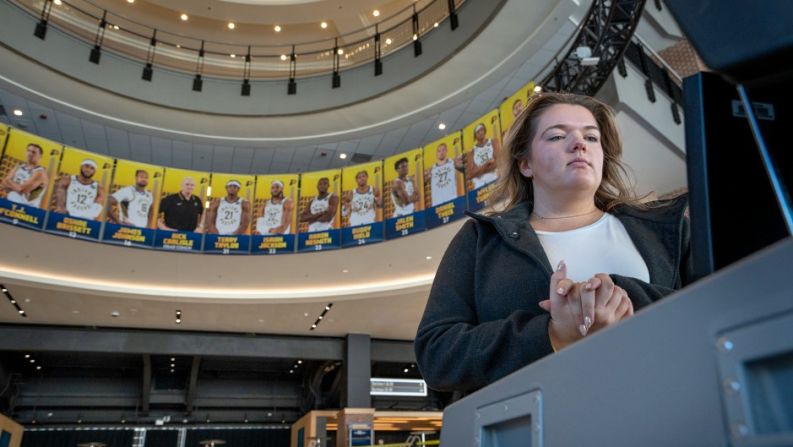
[466,195,688,283]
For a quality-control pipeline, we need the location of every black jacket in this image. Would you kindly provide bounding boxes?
[414,196,692,392]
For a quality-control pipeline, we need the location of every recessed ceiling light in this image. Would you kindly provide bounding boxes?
[180,13,188,21]
[325,305,331,311]
[311,324,317,329]
[342,269,349,273]
[297,360,302,364]
[176,44,181,48]
[53,0,62,5]
[1,287,7,292]
[12,109,23,116]
[303,312,309,317]
[228,22,236,30]
[274,25,281,32]
[403,368,409,373]
[320,22,328,29]
[280,54,287,61]
[29,359,35,363]
[337,48,344,55]
[230,53,236,58]
[339,153,347,159]
[176,319,181,324]
[36,366,42,370]
[318,315,323,319]
[434,22,439,27]
[18,310,25,315]
[534,85,543,93]
[25,354,30,358]
[385,38,392,45]
[372,9,380,17]
[10,300,15,304]
[426,256,433,260]
[413,34,418,41]
[170,363,175,367]
[438,123,446,130]
[127,0,134,3]
[170,357,175,361]
[113,25,119,30]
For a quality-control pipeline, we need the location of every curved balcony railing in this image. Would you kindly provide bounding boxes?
[10,0,465,81]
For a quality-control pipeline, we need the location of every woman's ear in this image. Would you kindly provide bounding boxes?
[518,158,533,179]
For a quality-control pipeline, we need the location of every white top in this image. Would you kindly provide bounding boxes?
[349,186,376,226]
[430,159,457,206]
[391,177,415,217]
[112,185,153,228]
[7,165,46,207]
[308,193,334,232]
[215,197,244,235]
[66,175,102,219]
[258,198,290,235]
[535,213,650,283]
[471,139,497,188]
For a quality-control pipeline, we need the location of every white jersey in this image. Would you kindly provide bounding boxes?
[472,139,497,189]
[349,186,376,226]
[215,197,244,235]
[66,175,102,219]
[257,198,290,235]
[430,159,458,206]
[112,185,153,228]
[391,178,415,217]
[6,165,46,207]
[308,193,334,232]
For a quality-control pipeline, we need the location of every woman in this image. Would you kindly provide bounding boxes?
[414,93,691,392]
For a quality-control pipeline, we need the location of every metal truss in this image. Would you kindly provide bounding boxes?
[542,0,647,95]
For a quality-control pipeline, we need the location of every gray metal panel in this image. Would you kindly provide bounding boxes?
[271,147,294,164]
[231,147,255,174]
[357,134,384,155]
[81,119,109,155]
[171,140,193,169]
[150,136,174,167]
[401,120,434,150]
[128,134,153,163]
[105,126,131,159]
[191,144,213,171]
[212,145,234,173]
[250,149,274,173]
[440,238,793,447]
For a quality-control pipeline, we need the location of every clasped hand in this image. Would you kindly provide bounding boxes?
[539,260,634,351]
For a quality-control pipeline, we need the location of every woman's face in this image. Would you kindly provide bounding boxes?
[519,104,604,196]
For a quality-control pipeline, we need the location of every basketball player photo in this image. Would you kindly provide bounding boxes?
[383,148,426,239]
[45,146,112,240]
[298,169,341,252]
[0,128,60,230]
[203,173,254,254]
[102,159,163,248]
[341,161,384,247]
[423,133,466,229]
[499,80,536,134]
[251,173,298,255]
[463,109,502,211]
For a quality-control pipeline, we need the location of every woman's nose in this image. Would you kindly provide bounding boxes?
[569,133,587,152]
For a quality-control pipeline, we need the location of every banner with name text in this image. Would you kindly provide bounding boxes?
[251,173,298,255]
[341,160,384,247]
[462,109,502,212]
[297,168,341,252]
[153,167,209,252]
[202,172,255,254]
[423,132,466,229]
[45,146,112,240]
[383,148,425,239]
[102,158,163,248]
[0,128,61,230]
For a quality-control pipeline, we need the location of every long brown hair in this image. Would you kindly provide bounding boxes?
[488,92,644,212]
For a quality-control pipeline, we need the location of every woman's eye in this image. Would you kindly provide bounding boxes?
[585,135,599,142]
[548,135,564,141]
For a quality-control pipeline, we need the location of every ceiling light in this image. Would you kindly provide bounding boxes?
[36,366,42,370]
[176,319,181,324]
[337,48,344,55]
[289,369,294,373]
[171,357,175,361]
[434,22,439,27]
[297,360,302,364]
[274,25,281,32]
[25,354,30,358]
[170,363,175,368]
[113,25,119,30]
[1,287,6,292]
[127,0,134,3]
[404,368,409,373]
[176,44,181,48]
[325,305,331,311]
[280,54,287,61]
[342,269,349,273]
[230,54,236,58]
[438,123,446,130]
[180,13,188,21]
[534,85,542,93]
[10,300,15,304]
[12,109,23,116]
[171,368,175,373]
[228,22,236,30]
[53,0,62,5]
[413,34,418,41]
[311,324,317,329]
[29,359,35,363]
[339,153,347,159]
[19,310,25,315]
[373,9,380,17]
[320,22,328,29]
[385,38,392,45]
[426,256,433,260]
[318,315,323,319]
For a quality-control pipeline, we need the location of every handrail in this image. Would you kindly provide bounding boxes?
[8,0,467,80]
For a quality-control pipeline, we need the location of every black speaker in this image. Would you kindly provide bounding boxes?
[142,63,153,81]
[287,79,296,95]
[241,79,251,96]
[374,60,383,76]
[192,74,203,92]
[332,72,340,89]
[34,20,47,39]
[89,45,101,64]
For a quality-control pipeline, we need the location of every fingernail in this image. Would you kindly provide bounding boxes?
[556,287,565,295]
[578,325,588,337]
[556,260,565,271]
[584,316,592,328]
